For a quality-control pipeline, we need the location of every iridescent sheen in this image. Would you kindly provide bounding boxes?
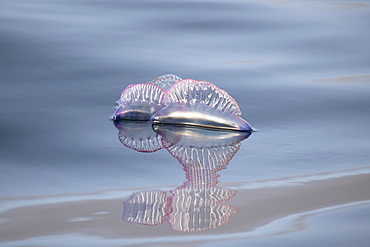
[114,76,253,131]
[113,83,165,121]
[150,79,253,131]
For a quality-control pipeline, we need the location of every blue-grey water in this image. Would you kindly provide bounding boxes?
[1,0,370,246]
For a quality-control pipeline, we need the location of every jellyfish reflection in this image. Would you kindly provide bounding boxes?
[114,120,162,153]
[116,121,251,232]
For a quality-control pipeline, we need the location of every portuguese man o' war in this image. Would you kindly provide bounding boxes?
[151,79,252,131]
[113,83,165,121]
[113,74,182,121]
[150,74,183,91]
[113,75,253,132]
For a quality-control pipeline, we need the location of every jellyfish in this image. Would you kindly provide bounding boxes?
[149,74,183,90]
[113,83,165,121]
[150,79,253,131]
[113,74,182,121]
[113,76,253,131]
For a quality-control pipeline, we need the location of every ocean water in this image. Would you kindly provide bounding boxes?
[1,0,370,246]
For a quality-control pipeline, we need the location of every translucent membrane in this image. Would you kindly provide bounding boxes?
[164,79,241,116]
[113,83,165,121]
[151,79,253,131]
[149,74,183,90]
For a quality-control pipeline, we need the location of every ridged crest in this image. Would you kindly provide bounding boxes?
[119,83,165,106]
[149,74,183,90]
[114,83,166,121]
[164,79,242,116]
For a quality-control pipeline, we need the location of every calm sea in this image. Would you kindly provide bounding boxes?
[1,0,369,246]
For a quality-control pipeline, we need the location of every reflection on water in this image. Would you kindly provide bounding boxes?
[114,121,163,152]
[114,121,251,231]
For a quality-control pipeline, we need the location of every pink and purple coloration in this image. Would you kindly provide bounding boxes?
[113,75,253,132]
[113,83,165,121]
